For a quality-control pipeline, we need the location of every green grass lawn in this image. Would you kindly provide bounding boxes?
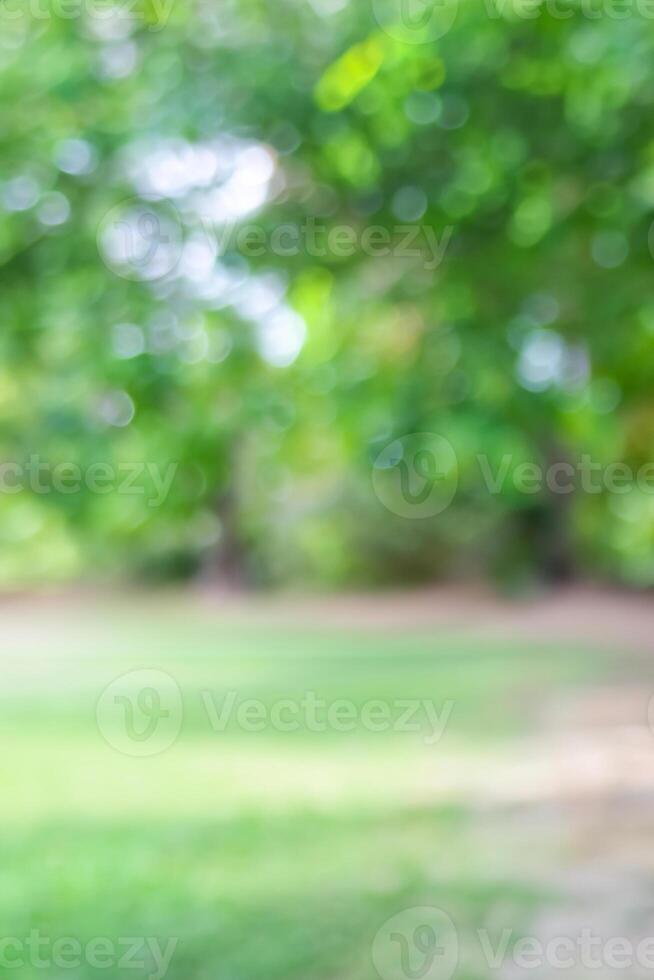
[0,597,612,979]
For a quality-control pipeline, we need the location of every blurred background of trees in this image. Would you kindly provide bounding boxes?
[2,0,654,590]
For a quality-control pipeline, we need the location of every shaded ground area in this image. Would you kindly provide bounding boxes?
[0,586,652,979]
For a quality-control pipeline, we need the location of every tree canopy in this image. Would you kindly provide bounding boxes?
[2,0,654,587]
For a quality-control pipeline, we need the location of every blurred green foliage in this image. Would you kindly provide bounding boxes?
[2,0,654,587]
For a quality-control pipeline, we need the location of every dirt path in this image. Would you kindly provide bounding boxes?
[191,583,654,655]
[3,581,654,651]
